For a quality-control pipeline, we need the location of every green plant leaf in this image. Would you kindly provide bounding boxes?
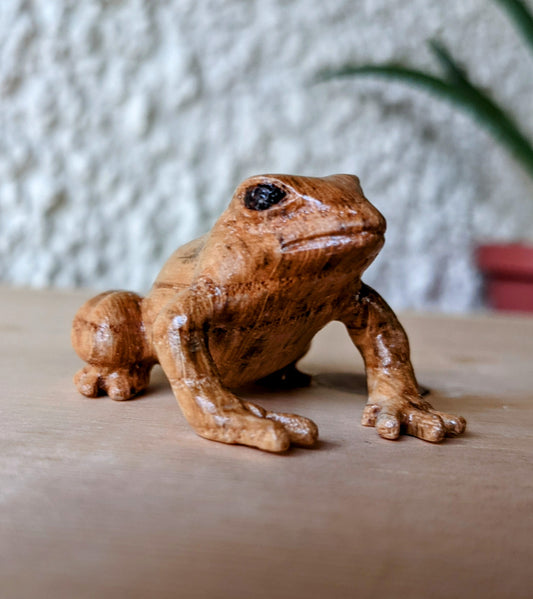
[428,40,470,85]
[316,64,455,96]
[430,40,533,176]
[493,0,533,54]
[316,64,533,178]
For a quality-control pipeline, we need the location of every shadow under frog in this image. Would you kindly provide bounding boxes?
[71,174,466,452]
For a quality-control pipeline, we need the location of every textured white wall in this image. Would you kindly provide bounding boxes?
[1,0,533,311]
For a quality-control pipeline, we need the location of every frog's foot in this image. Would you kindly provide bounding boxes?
[361,396,466,443]
[74,362,153,401]
[243,401,318,447]
[193,401,318,452]
[255,363,312,389]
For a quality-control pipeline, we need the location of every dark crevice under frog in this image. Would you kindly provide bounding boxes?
[72,174,466,452]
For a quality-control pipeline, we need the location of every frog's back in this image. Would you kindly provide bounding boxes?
[143,234,207,325]
[153,234,207,287]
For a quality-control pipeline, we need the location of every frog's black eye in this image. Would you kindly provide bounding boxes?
[244,184,286,211]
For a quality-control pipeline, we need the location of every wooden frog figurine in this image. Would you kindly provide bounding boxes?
[72,174,466,452]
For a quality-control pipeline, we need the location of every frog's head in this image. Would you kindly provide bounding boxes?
[210,174,386,280]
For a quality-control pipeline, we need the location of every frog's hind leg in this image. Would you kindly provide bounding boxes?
[71,291,155,401]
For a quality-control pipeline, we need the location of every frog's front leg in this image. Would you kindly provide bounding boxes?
[342,284,466,442]
[152,281,318,452]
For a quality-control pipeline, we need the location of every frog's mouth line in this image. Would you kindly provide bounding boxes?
[280,229,382,253]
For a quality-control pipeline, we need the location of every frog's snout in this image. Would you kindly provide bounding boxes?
[322,173,386,237]
[341,197,386,240]
[364,203,387,237]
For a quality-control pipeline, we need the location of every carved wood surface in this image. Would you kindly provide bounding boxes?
[1,287,532,598]
[71,174,465,450]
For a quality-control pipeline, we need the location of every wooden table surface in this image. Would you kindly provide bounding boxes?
[1,287,532,599]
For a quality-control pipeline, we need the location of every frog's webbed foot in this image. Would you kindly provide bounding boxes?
[361,395,466,443]
[255,362,312,390]
[74,363,153,401]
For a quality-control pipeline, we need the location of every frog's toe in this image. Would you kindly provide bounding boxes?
[240,419,291,452]
[362,403,403,439]
[105,371,136,401]
[375,410,401,440]
[242,401,318,448]
[361,403,380,427]
[430,410,467,437]
[404,409,446,442]
[74,366,101,398]
[196,412,291,453]
[265,411,318,446]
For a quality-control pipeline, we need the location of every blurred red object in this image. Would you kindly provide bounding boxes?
[477,243,533,313]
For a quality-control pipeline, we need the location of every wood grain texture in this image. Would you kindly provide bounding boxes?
[71,174,464,450]
[1,287,532,599]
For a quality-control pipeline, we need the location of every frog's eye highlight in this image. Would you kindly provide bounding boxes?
[244,184,286,211]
